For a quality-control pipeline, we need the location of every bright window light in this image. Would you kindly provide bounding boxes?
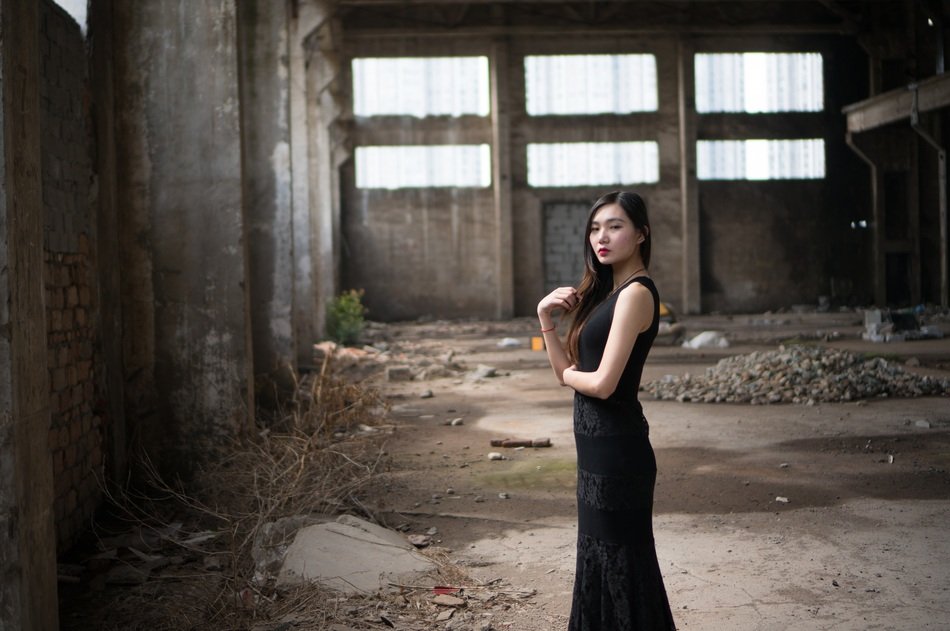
[525,54,658,115]
[352,57,490,118]
[52,0,87,33]
[527,142,659,187]
[355,145,492,189]
[695,53,823,113]
[697,139,825,180]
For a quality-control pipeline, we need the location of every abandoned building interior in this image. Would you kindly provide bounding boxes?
[1,0,949,628]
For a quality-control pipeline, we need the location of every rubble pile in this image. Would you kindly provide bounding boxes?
[644,345,950,405]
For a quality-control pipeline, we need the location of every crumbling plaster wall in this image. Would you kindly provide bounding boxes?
[112,0,254,470]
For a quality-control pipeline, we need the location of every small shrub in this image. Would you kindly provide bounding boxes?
[326,289,367,345]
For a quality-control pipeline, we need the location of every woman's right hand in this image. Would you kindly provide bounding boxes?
[537,286,578,316]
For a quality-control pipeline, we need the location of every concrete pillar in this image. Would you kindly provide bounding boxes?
[289,1,332,366]
[238,1,297,392]
[304,9,344,340]
[88,0,129,489]
[677,38,701,314]
[113,1,254,470]
[490,38,515,319]
[0,0,60,627]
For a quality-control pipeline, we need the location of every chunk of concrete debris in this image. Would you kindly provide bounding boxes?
[775,496,789,503]
[420,389,434,399]
[488,452,505,461]
[681,331,729,349]
[277,515,437,593]
[437,608,455,621]
[433,594,466,607]
[386,365,413,382]
[497,337,522,348]
[468,365,498,381]
[408,534,432,548]
[915,419,932,429]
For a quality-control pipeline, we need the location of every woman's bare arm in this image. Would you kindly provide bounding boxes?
[562,283,653,398]
[537,286,577,385]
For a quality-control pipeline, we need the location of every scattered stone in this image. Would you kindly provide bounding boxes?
[278,515,436,593]
[450,418,464,426]
[488,452,505,461]
[386,365,413,382]
[433,594,466,607]
[420,389,434,399]
[426,527,439,536]
[498,492,510,499]
[436,608,455,622]
[779,463,790,469]
[474,495,485,503]
[469,365,498,381]
[446,488,455,495]
[408,534,432,548]
[645,346,950,405]
[682,330,730,349]
[497,337,522,348]
[203,555,227,571]
[775,496,789,503]
[915,419,932,429]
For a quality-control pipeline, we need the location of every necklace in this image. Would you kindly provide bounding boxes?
[609,268,646,296]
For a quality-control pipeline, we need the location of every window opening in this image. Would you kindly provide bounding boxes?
[697,139,825,180]
[352,57,490,118]
[695,52,823,113]
[524,54,658,115]
[355,145,492,189]
[527,142,659,187]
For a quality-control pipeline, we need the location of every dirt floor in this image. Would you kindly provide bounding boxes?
[356,311,950,631]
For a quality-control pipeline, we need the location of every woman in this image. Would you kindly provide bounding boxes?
[537,191,676,630]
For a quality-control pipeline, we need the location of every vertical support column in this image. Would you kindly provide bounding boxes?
[238,0,297,391]
[289,1,332,365]
[491,38,515,319]
[305,11,343,338]
[88,0,128,488]
[0,0,59,627]
[677,38,701,314]
[113,1,254,470]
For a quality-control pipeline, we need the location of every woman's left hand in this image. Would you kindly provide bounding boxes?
[561,364,577,387]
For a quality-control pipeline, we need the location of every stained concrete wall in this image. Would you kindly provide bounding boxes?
[239,1,297,387]
[0,0,60,626]
[696,36,871,312]
[341,22,873,318]
[112,0,254,470]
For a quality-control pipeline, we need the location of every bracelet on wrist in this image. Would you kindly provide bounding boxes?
[540,326,556,333]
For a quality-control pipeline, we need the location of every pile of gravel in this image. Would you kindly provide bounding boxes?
[643,345,950,405]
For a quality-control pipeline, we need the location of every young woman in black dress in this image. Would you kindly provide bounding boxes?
[537,191,676,630]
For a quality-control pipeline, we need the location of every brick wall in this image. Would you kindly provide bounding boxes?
[543,202,587,291]
[40,0,102,551]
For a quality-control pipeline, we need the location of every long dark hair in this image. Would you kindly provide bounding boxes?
[566,191,652,362]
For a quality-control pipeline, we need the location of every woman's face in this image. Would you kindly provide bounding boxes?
[589,203,643,267]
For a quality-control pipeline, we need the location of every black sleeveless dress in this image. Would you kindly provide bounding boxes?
[568,276,676,631]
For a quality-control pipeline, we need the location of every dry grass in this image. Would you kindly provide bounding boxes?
[59,353,422,630]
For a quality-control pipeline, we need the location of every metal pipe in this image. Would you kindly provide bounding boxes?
[845,131,885,306]
[909,85,950,308]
